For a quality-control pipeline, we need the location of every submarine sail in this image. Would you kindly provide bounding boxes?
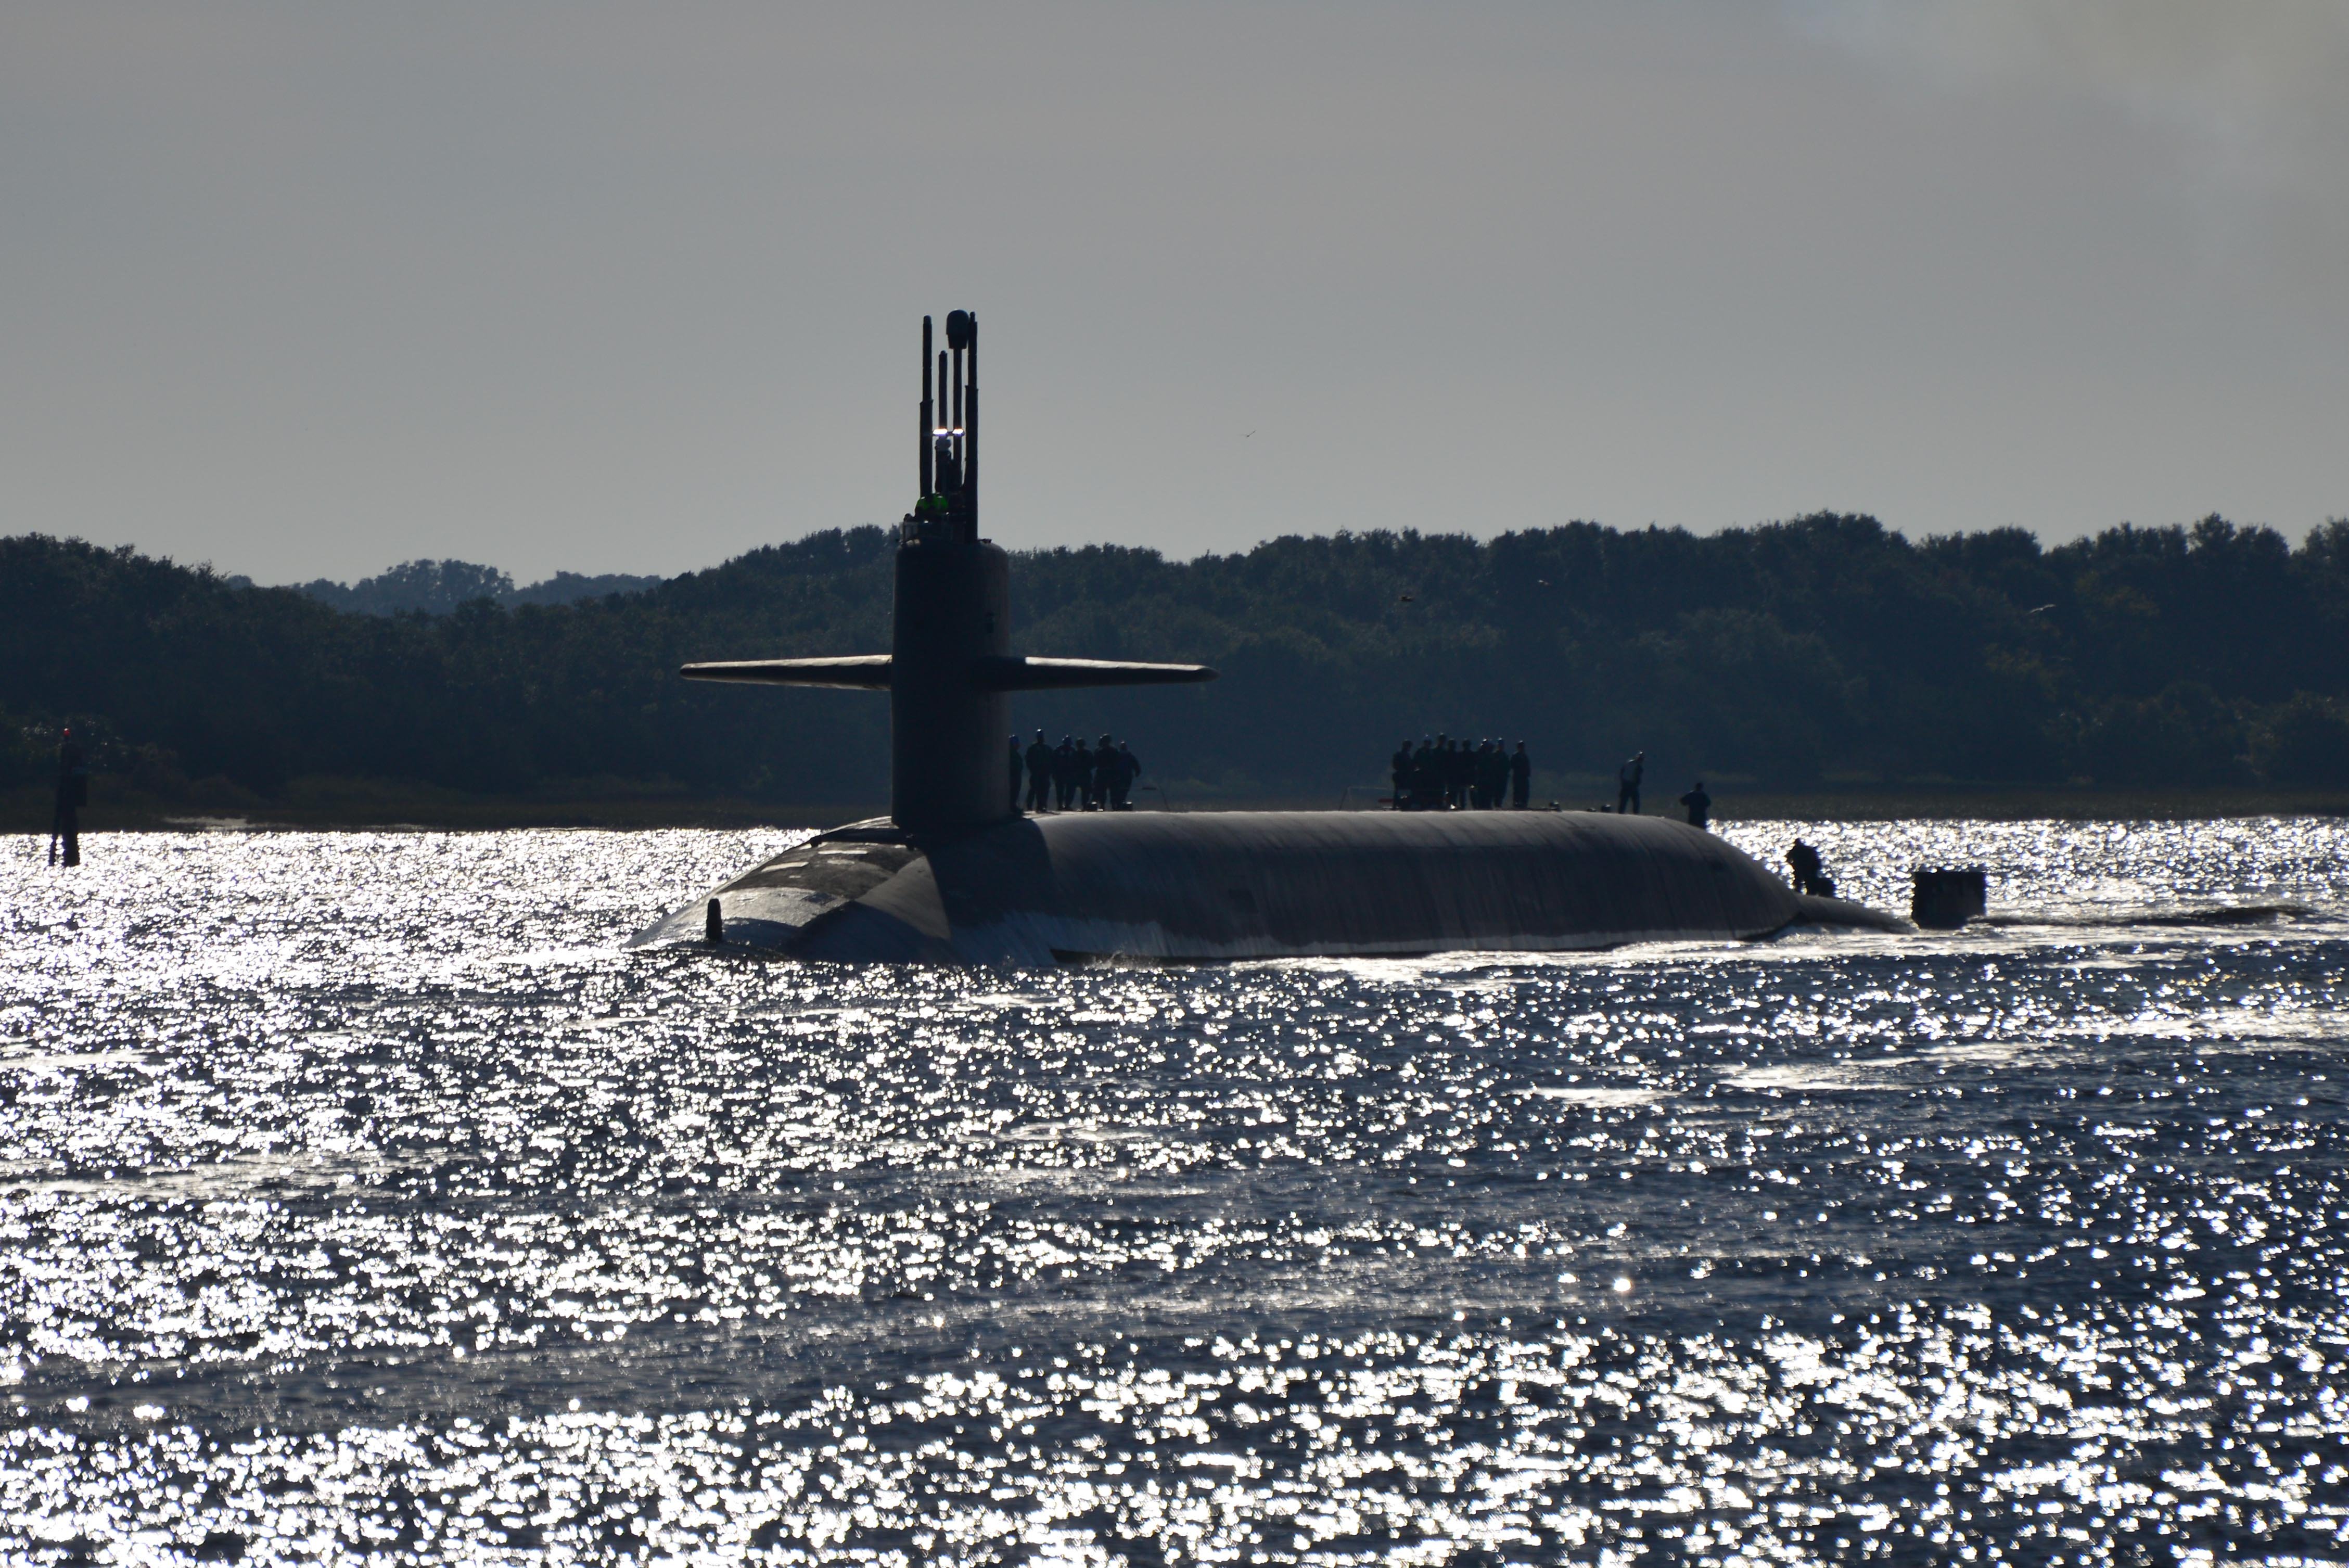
[677,309,1213,840]
[632,310,1902,960]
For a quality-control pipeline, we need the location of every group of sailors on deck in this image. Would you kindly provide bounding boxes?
[1389,736,1531,811]
[1016,732,1142,813]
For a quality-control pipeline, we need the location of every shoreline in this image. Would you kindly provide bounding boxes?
[8,782,2348,832]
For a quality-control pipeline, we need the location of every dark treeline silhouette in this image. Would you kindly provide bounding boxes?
[5,514,2348,805]
[296,559,667,617]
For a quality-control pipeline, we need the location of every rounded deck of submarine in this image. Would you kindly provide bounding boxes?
[783,808,1872,964]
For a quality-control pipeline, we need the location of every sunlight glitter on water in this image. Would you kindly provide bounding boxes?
[2,821,2347,1564]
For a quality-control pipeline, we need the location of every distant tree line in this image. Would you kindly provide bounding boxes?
[4,514,2347,806]
[293,558,666,617]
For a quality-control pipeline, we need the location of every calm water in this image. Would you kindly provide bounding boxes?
[3,819,2347,1566]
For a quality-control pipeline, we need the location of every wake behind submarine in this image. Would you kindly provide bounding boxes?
[632,310,1903,962]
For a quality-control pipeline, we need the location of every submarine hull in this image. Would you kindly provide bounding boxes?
[653,313,1907,963]
[630,811,1904,964]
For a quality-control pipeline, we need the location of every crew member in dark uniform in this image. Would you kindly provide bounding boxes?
[50,728,87,867]
[1477,741,1506,809]
[1089,734,1117,810]
[1112,741,1140,809]
[1390,742,1411,809]
[1025,731,1055,813]
[1679,780,1712,831]
[1786,839,1826,896]
[1054,736,1080,811]
[1616,751,1644,815]
[1509,742,1531,809]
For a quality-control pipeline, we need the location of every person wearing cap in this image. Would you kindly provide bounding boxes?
[1616,750,1644,815]
[1024,730,1055,813]
[1088,734,1117,810]
[1679,780,1712,831]
[1112,741,1141,810]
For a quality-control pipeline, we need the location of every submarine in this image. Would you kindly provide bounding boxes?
[631,310,1903,962]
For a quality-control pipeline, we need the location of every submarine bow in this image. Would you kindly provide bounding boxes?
[635,307,1905,962]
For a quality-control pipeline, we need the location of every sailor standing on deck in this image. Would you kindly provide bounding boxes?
[1617,751,1644,815]
[1679,780,1712,831]
[1478,741,1507,809]
[1054,736,1080,811]
[1509,742,1531,809]
[1112,741,1140,809]
[1025,730,1054,813]
[1088,734,1117,810]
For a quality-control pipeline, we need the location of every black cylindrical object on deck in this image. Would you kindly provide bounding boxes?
[1911,868,1988,929]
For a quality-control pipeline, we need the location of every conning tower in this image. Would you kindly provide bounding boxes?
[634,311,1907,960]
[678,310,1215,839]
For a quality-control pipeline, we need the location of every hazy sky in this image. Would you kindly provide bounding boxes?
[5,2,2344,583]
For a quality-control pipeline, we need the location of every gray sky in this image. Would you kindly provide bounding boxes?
[5,2,2344,583]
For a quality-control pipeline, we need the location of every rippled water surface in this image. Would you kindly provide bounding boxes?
[5,819,2348,1565]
